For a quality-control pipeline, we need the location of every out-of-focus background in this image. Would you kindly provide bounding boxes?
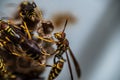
[0,0,120,80]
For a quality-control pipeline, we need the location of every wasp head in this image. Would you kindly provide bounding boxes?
[54,32,66,40]
[19,1,37,21]
[0,20,8,30]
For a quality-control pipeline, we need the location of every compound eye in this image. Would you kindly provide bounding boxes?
[56,33,61,38]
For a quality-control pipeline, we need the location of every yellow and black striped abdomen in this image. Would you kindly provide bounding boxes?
[48,60,64,80]
[0,58,7,73]
[0,57,16,79]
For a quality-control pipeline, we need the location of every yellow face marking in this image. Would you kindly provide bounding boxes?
[54,33,62,39]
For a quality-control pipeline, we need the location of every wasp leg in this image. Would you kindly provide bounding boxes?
[36,36,55,43]
[41,47,50,56]
[23,22,32,40]
[46,65,53,67]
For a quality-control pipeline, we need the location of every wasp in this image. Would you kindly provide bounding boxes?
[17,0,54,35]
[0,19,48,79]
[37,19,81,80]
[48,19,81,80]
[0,45,44,80]
[16,0,55,55]
[0,54,16,80]
[18,0,40,31]
[0,20,47,64]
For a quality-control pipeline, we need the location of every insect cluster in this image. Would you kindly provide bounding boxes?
[0,1,81,80]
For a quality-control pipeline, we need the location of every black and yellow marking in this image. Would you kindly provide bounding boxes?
[0,57,16,79]
[48,59,64,80]
[0,42,3,47]
[0,57,7,73]
[4,26,16,37]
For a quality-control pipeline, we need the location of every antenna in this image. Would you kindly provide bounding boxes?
[62,19,68,33]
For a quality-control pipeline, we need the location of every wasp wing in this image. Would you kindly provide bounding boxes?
[65,51,73,80]
[68,47,81,78]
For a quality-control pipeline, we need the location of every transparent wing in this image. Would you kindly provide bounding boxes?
[68,47,81,78]
[65,51,73,80]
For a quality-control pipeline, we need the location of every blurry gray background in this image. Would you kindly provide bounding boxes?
[0,0,120,80]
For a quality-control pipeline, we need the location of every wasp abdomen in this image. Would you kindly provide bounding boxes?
[48,60,64,80]
[0,58,6,73]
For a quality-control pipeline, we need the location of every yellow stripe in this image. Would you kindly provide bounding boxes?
[19,12,23,17]
[10,32,14,36]
[7,28,11,32]
[52,73,55,78]
[0,62,3,68]
[5,37,11,42]
[5,26,9,31]
[49,76,53,80]
[7,28,15,36]
[14,25,20,29]
[55,68,59,74]
[0,43,3,47]
[12,52,21,57]
[28,53,33,57]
